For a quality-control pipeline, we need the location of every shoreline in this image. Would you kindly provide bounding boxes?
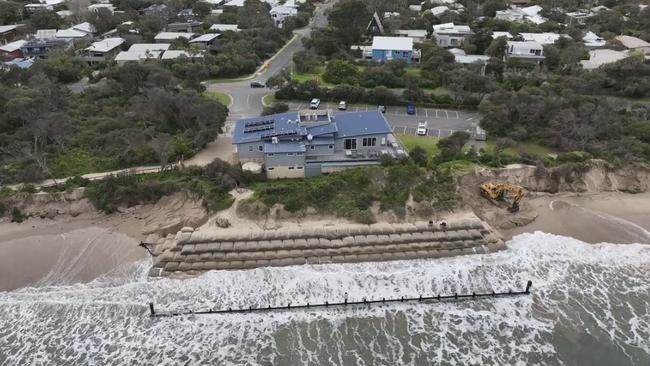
[1,190,649,292]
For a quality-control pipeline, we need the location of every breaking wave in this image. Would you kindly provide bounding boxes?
[0,232,649,365]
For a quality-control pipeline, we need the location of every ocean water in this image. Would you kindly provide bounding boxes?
[0,232,649,366]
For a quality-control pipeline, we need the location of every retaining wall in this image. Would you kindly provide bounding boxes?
[149,219,506,276]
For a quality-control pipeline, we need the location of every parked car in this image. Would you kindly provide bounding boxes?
[250,81,265,88]
[406,103,416,115]
[474,126,487,141]
[338,101,347,110]
[417,120,428,136]
[378,105,386,113]
[310,98,321,109]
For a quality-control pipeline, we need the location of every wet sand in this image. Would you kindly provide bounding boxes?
[502,192,650,244]
[0,213,148,292]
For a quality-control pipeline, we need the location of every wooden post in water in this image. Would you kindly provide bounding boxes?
[525,280,533,293]
[149,302,155,316]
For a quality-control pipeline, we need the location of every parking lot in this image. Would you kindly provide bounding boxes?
[285,101,479,137]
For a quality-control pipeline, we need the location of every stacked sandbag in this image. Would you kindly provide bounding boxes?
[151,219,506,276]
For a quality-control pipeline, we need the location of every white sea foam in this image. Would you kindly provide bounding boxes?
[0,232,649,365]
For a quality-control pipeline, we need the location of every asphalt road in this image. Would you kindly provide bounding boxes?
[207,0,338,135]
[285,101,480,138]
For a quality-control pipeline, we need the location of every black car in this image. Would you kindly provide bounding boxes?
[250,81,265,88]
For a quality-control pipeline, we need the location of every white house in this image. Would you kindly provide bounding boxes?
[392,29,428,43]
[432,23,472,48]
[519,32,569,45]
[506,41,545,63]
[223,0,245,7]
[409,5,422,12]
[495,5,547,24]
[580,49,629,70]
[88,3,116,13]
[154,32,195,43]
[55,22,95,42]
[270,5,298,28]
[115,43,171,65]
[161,50,204,61]
[82,37,124,62]
[491,31,513,39]
[209,24,240,32]
[583,31,606,48]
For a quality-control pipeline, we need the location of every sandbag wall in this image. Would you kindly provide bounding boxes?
[150,219,506,276]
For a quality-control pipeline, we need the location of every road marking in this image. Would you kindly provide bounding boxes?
[435,110,439,117]
[445,110,449,118]
[403,126,407,133]
[425,109,428,117]
[455,111,459,119]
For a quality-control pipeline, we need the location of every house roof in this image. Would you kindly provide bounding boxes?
[455,54,490,64]
[520,32,569,45]
[224,0,245,6]
[128,43,171,52]
[189,33,220,43]
[115,50,162,62]
[35,29,57,39]
[429,6,450,16]
[72,22,95,34]
[615,35,650,49]
[367,12,384,34]
[372,36,413,51]
[154,32,195,41]
[0,40,27,53]
[209,24,240,32]
[271,5,298,15]
[393,29,428,38]
[2,58,34,69]
[432,23,472,34]
[161,50,204,59]
[583,31,606,47]
[85,37,124,53]
[56,29,89,38]
[492,31,513,39]
[580,49,628,70]
[0,25,18,34]
[232,110,392,145]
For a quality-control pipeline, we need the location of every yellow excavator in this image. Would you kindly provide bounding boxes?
[479,182,525,213]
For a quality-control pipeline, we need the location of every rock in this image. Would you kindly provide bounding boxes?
[142,191,209,236]
[214,216,231,228]
[180,226,194,233]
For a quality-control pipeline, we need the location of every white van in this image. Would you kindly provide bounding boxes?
[338,101,347,110]
[310,98,321,109]
[416,120,428,136]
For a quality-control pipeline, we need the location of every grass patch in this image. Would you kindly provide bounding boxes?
[397,134,440,157]
[204,91,231,107]
[291,66,335,87]
[50,148,114,178]
[262,93,276,106]
[437,160,477,176]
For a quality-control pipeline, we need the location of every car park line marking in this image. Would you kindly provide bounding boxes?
[445,110,449,118]
[435,110,439,117]
[455,111,460,119]
[425,109,428,117]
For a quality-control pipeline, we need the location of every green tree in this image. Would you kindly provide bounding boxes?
[0,1,21,24]
[409,146,428,166]
[438,131,470,161]
[292,50,320,73]
[29,10,62,30]
[322,60,359,84]
[328,0,370,46]
[485,36,507,59]
[87,8,120,34]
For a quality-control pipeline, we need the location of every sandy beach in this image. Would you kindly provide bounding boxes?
[1,190,649,292]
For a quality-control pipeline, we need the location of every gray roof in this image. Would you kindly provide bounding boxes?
[232,110,392,145]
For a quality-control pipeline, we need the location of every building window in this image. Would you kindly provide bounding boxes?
[287,152,294,156]
[288,166,295,170]
[268,167,275,170]
[328,145,333,149]
[344,138,357,150]
[362,137,377,147]
[297,166,303,170]
[248,146,253,152]
[310,146,315,150]
[268,153,274,156]
[297,152,303,155]
[258,145,263,152]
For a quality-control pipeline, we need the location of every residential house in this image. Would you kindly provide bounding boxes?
[161,50,205,61]
[143,4,169,17]
[580,49,628,70]
[491,31,513,39]
[432,23,472,48]
[21,38,72,58]
[519,32,569,45]
[35,29,57,40]
[55,22,95,43]
[392,29,428,43]
[428,6,450,16]
[232,109,405,179]
[583,31,606,48]
[0,25,19,43]
[1,58,34,70]
[189,33,220,49]
[0,40,27,59]
[449,48,490,66]
[566,10,594,24]
[371,36,416,63]
[153,32,195,43]
[366,12,384,35]
[167,21,203,33]
[506,40,545,63]
[223,0,245,7]
[25,0,65,12]
[114,43,171,65]
[209,24,240,32]
[615,35,650,54]
[270,6,298,28]
[495,5,547,24]
[88,3,116,13]
[409,5,422,12]
[81,37,125,63]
